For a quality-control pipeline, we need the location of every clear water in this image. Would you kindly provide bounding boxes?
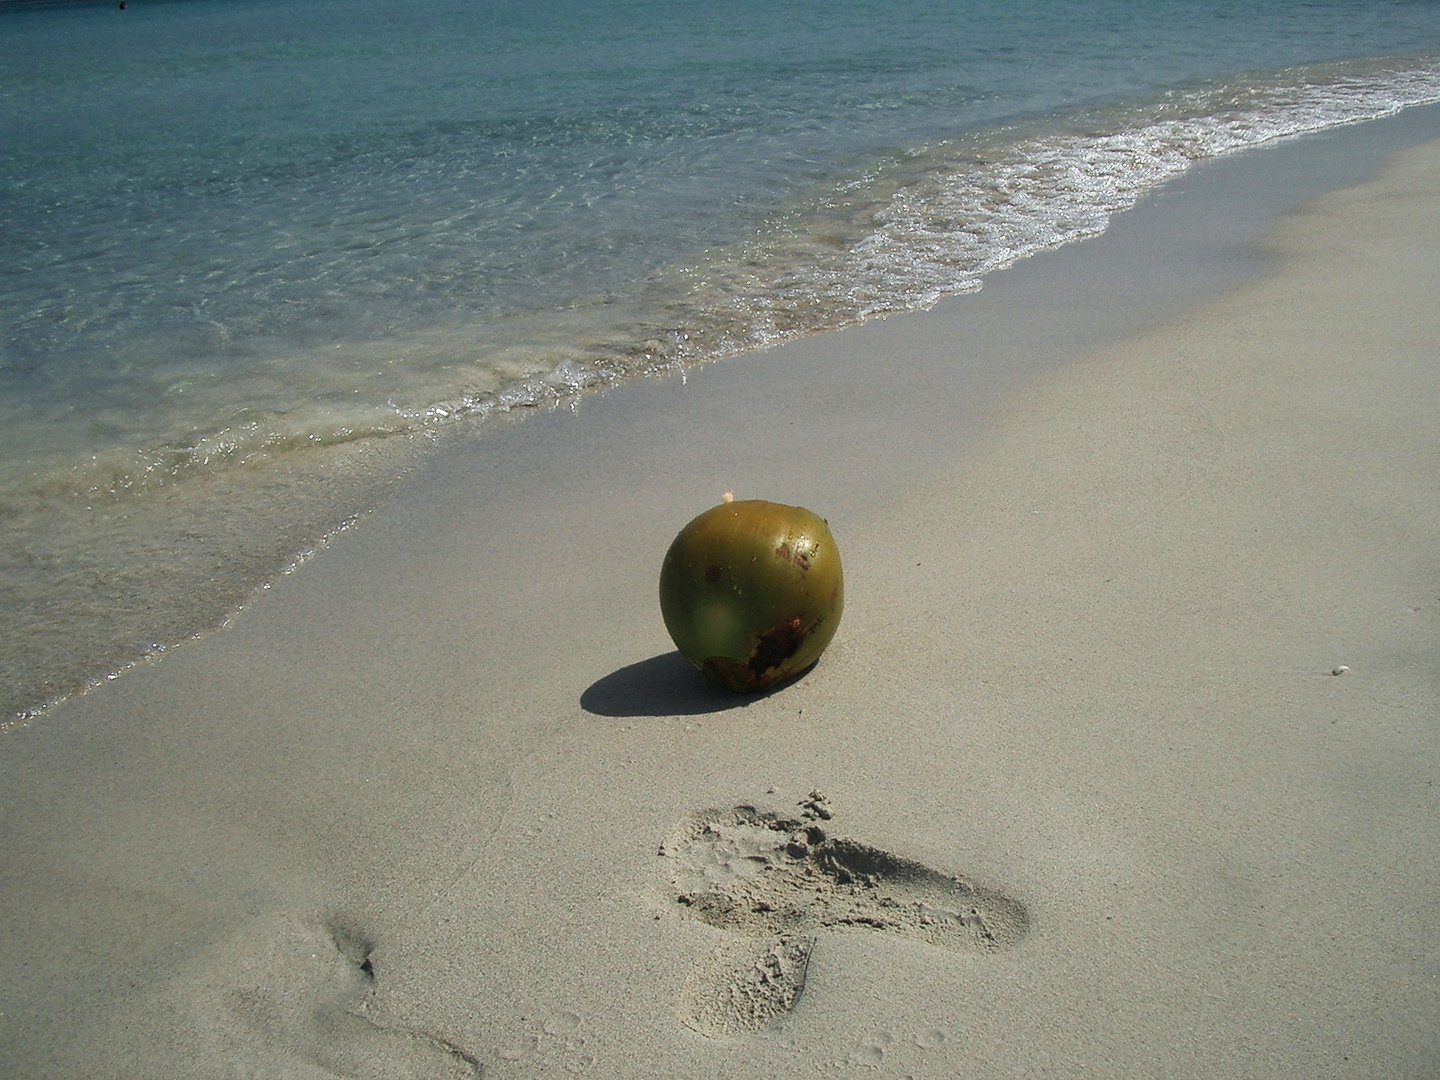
[4,0,1440,720]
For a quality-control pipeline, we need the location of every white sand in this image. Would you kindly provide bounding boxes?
[2,137,1438,1078]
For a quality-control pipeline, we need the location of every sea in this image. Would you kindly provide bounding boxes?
[4,0,1440,723]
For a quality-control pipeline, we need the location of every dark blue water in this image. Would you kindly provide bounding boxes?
[3,0,1440,720]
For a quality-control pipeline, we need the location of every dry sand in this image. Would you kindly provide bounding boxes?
[1,135,1438,1078]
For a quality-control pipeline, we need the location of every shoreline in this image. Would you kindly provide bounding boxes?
[9,99,1440,727]
[2,120,1438,1076]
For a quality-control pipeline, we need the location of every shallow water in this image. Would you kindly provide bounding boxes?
[4,0,1440,720]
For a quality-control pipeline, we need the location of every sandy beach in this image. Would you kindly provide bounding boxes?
[2,124,1438,1079]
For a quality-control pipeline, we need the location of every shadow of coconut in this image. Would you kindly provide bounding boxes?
[580,651,811,717]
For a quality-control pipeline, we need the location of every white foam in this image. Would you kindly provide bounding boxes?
[396,53,1440,434]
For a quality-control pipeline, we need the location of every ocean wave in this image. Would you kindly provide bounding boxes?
[839,53,1440,313]
[9,52,1438,510]
[310,51,1440,444]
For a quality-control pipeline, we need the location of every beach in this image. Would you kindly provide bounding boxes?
[2,121,1438,1080]
[8,1,1440,727]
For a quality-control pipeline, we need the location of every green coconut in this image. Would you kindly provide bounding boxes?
[659,498,844,692]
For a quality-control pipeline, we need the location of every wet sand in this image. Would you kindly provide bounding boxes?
[1,126,1437,1077]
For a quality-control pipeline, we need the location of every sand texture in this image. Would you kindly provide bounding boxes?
[1,134,1438,1078]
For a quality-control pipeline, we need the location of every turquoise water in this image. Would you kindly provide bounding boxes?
[4,0,1440,720]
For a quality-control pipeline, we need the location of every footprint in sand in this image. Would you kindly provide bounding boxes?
[222,913,483,1078]
[659,796,1028,1036]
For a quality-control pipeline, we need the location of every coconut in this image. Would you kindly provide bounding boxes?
[659,498,843,692]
